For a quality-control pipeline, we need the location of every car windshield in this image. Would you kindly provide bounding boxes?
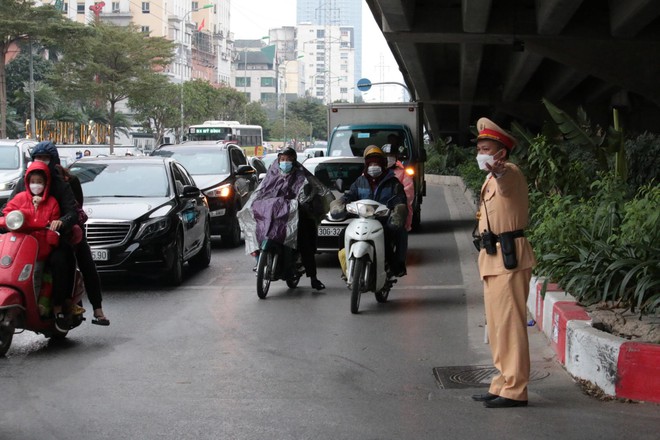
[0,146,20,170]
[69,162,169,197]
[313,161,365,190]
[330,129,408,158]
[152,149,229,175]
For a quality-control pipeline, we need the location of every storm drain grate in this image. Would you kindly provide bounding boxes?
[433,365,550,389]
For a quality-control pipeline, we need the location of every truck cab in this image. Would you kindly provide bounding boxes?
[326,102,427,230]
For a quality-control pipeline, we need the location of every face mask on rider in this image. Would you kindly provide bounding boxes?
[367,165,382,177]
[476,154,495,171]
[386,157,397,168]
[279,161,293,174]
[29,183,45,195]
[34,157,50,166]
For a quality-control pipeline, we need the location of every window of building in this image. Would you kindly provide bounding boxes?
[341,53,348,59]
[192,1,199,9]
[261,77,275,87]
[77,3,85,14]
[316,30,325,38]
[236,77,251,87]
[61,3,68,13]
[142,2,150,13]
[261,93,277,103]
[340,88,348,94]
[112,2,120,12]
[141,26,150,34]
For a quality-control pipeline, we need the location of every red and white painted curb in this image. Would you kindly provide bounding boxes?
[528,277,660,403]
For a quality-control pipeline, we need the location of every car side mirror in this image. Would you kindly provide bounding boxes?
[181,185,200,197]
[236,164,255,176]
[314,151,324,157]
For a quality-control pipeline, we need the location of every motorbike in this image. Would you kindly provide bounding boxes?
[338,199,397,314]
[255,239,305,299]
[0,210,85,357]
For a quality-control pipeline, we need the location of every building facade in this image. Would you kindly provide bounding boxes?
[55,0,232,86]
[296,0,362,83]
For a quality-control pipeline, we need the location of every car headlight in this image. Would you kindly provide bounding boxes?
[205,183,232,199]
[135,217,171,240]
[0,178,20,191]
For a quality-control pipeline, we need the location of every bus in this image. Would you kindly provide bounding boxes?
[187,121,264,157]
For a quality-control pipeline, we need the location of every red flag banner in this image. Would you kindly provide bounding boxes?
[197,19,205,31]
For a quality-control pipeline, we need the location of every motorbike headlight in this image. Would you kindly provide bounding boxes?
[5,210,25,230]
[205,183,232,199]
[135,217,170,240]
[351,202,378,218]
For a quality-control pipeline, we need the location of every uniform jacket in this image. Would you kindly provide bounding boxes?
[3,161,60,261]
[341,169,407,209]
[390,161,414,231]
[477,162,536,278]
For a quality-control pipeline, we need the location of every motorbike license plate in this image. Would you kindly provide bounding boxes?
[91,249,109,261]
[318,226,343,237]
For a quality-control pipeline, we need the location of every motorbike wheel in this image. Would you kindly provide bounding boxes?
[256,250,273,299]
[0,312,14,357]
[350,257,366,314]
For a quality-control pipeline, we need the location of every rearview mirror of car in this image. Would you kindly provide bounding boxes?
[181,185,201,198]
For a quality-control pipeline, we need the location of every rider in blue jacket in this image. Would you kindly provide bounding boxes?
[330,145,408,276]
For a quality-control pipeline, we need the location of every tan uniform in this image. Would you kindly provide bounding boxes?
[477,162,536,401]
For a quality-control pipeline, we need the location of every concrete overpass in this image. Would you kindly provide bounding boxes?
[366,0,660,145]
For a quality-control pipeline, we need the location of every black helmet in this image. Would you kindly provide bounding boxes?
[278,147,297,162]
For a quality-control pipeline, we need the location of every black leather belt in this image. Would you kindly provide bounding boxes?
[496,229,525,241]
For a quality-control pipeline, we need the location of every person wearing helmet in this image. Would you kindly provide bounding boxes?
[329,145,408,277]
[239,147,327,290]
[382,143,414,276]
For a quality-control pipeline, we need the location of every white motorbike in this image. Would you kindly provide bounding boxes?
[340,199,396,314]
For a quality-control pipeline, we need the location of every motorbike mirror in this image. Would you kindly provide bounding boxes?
[5,210,25,231]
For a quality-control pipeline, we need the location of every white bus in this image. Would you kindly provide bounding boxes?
[187,121,264,157]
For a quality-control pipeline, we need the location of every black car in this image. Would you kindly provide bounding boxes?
[151,142,258,247]
[69,156,211,286]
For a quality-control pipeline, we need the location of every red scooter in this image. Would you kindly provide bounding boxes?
[0,210,85,357]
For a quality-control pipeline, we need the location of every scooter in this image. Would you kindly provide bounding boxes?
[255,239,305,299]
[341,199,396,314]
[0,210,85,357]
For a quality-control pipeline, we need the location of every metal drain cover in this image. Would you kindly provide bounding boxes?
[433,365,550,389]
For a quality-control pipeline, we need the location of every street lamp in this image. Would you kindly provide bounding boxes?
[180,4,214,142]
[281,55,304,148]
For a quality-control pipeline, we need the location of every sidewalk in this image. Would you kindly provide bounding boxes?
[429,174,660,404]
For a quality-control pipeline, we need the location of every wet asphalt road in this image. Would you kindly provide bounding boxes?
[1,183,658,440]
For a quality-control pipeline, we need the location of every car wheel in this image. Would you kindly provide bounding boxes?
[165,232,184,286]
[221,215,241,248]
[189,220,211,270]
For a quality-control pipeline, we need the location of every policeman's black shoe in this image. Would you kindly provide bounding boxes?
[471,392,499,402]
[394,265,407,277]
[483,397,528,408]
[311,278,325,290]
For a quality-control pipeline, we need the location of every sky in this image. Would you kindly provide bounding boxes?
[229,0,406,102]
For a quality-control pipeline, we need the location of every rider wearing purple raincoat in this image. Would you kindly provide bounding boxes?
[238,148,333,290]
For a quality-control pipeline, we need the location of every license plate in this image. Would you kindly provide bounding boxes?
[318,226,343,236]
[91,249,109,261]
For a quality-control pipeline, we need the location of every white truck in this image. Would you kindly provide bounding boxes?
[326,101,427,230]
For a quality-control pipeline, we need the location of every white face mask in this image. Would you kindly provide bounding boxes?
[367,165,382,177]
[386,157,397,168]
[476,154,495,171]
[30,183,45,195]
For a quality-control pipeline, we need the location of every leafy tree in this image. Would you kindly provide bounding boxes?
[286,98,327,140]
[0,1,85,138]
[129,75,180,145]
[5,47,53,100]
[52,21,174,149]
